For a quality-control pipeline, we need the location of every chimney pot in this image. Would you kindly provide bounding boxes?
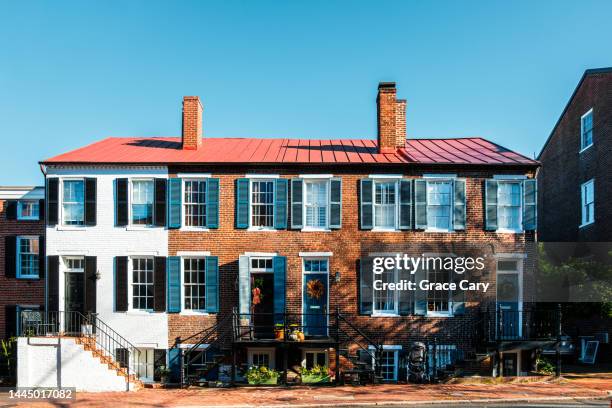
[182,96,203,150]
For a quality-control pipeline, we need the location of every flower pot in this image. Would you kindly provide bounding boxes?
[301,374,331,384]
[248,374,278,385]
[297,332,305,342]
[274,328,284,340]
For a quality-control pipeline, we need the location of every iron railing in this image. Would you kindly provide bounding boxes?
[481,307,560,342]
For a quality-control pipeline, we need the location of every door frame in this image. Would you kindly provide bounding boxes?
[301,257,330,336]
[495,256,524,338]
[501,351,520,377]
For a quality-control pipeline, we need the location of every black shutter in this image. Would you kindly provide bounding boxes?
[6,201,17,220]
[46,178,59,226]
[398,266,413,316]
[84,178,97,226]
[359,258,373,315]
[47,256,60,312]
[115,178,128,227]
[154,179,167,227]
[84,256,97,314]
[290,179,303,229]
[154,256,166,312]
[5,305,17,337]
[115,256,128,312]
[360,179,373,230]
[38,199,45,221]
[4,236,16,278]
[38,235,45,279]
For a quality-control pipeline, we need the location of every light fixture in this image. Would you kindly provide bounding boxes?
[334,271,341,283]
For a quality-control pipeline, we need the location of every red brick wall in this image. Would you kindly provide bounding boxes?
[182,96,203,151]
[0,199,45,339]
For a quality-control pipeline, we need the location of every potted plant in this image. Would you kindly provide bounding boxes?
[300,365,331,384]
[274,323,284,340]
[156,365,171,384]
[288,324,305,342]
[246,366,279,385]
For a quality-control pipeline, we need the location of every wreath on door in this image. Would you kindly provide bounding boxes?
[306,279,325,300]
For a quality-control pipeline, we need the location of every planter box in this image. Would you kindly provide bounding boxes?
[301,374,331,384]
[248,375,278,385]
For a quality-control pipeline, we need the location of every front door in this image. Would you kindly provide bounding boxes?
[65,272,84,334]
[502,353,518,376]
[496,259,522,339]
[303,259,329,337]
[251,272,274,339]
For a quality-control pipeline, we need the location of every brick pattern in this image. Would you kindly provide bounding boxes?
[377,83,399,153]
[0,199,45,339]
[182,96,203,151]
[395,99,407,147]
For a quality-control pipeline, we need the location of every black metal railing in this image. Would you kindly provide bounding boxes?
[232,310,339,342]
[481,307,560,342]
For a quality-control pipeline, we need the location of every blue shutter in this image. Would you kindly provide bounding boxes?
[274,179,288,229]
[290,179,303,229]
[414,179,428,229]
[451,270,465,315]
[205,256,219,313]
[453,179,466,230]
[414,267,427,315]
[523,179,537,231]
[329,178,342,229]
[360,179,373,230]
[238,256,250,322]
[359,257,373,315]
[167,178,182,229]
[273,256,286,324]
[166,256,181,313]
[206,178,219,229]
[235,179,249,229]
[485,180,498,231]
[398,266,413,316]
[399,179,412,230]
[168,347,182,383]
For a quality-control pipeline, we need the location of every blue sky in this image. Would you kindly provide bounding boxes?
[0,0,611,185]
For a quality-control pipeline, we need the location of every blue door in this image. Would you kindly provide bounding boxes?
[303,259,328,337]
[497,262,521,339]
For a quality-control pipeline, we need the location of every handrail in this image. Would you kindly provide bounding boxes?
[183,314,233,366]
[337,312,382,353]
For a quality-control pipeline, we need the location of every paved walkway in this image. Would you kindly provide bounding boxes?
[2,377,611,407]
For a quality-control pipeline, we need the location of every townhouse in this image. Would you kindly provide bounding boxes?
[16,82,555,390]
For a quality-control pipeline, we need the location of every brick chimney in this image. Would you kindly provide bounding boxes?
[182,96,203,150]
[377,82,406,153]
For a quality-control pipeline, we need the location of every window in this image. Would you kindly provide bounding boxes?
[248,348,275,368]
[428,344,457,375]
[64,257,84,272]
[184,180,207,227]
[132,258,154,310]
[380,350,398,381]
[581,109,593,150]
[17,200,39,220]
[374,181,396,229]
[250,257,273,271]
[304,258,328,273]
[581,179,595,226]
[497,181,522,231]
[303,350,327,369]
[304,180,328,229]
[373,267,397,315]
[17,237,39,278]
[62,180,84,226]
[427,268,451,315]
[426,180,452,230]
[183,258,206,311]
[131,180,154,225]
[251,180,274,228]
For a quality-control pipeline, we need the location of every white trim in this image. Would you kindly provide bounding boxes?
[244,252,278,257]
[299,252,333,257]
[299,174,333,179]
[59,177,86,228]
[368,174,403,179]
[246,174,279,179]
[129,178,155,228]
[177,173,212,178]
[248,178,276,230]
[372,179,399,230]
[493,175,527,180]
[181,178,210,230]
[177,251,211,257]
[247,347,276,369]
[128,255,155,313]
[423,174,457,179]
[0,186,44,200]
[16,235,40,279]
[579,143,594,154]
[16,200,41,220]
[301,349,329,368]
[302,178,330,230]
[181,255,209,314]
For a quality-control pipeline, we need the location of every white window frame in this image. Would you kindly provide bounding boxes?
[372,265,399,317]
[182,178,209,230]
[60,178,85,227]
[129,256,155,312]
[302,179,330,231]
[181,256,207,314]
[16,236,39,279]
[496,180,523,233]
[425,267,453,317]
[129,179,155,227]
[424,178,454,232]
[372,179,399,231]
[17,200,40,221]
[496,257,524,337]
[248,178,276,231]
[369,345,401,382]
[247,347,275,369]
[580,108,594,152]
[580,179,595,227]
[301,349,329,369]
[301,257,330,332]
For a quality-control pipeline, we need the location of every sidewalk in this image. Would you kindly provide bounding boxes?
[4,376,611,407]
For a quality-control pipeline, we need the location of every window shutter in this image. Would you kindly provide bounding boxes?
[205,256,219,313]
[485,180,498,231]
[46,178,59,226]
[168,348,182,383]
[398,266,413,316]
[414,267,427,315]
[167,178,182,229]
[84,178,97,226]
[273,256,286,324]
[206,178,220,229]
[5,305,17,338]
[523,179,537,231]
[38,199,45,221]
[329,178,342,229]
[154,256,166,312]
[290,179,303,229]
[451,270,465,315]
[235,179,250,229]
[399,179,412,230]
[154,178,167,227]
[115,178,128,227]
[38,235,45,279]
[84,256,97,314]
[359,258,373,315]
[274,179,288,229]
[238,256,250,321]
[453,179,466,230]
[6,201,17,220]
[115,256,128,312]
[414,179,428,229]
[47,255,60,312]
[4,236,16,278]
[360,179,373,230]
[166,257,181,313]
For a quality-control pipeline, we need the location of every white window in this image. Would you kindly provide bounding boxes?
[374,181,397,229]
[183,258,206,311]
[250,257,273,272]
[251,180,274,228]
[581,109,593,151]
[62,179,84,226]
[304,180,328,229]
[132,257,154,311]
[131,180,154,225]
[17,200,39,220]
[427,268,451,315]
[581,179,595,226]
[248,348,275,369]
[64,256,84,272]
[426,180,453,230]
[17,236,39,278]
[497,181,522,231]
[184,180,207,227]
[303,350,328,369]
[373,267,398,315]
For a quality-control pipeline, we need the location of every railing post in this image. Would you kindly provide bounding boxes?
[432,337,437,383]
[335,308,340,385]
[555,303,562,377]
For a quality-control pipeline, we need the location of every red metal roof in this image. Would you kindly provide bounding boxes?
[42,137,538,166]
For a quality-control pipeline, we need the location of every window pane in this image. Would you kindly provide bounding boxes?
[132,258,154,310]
[373,268,396,313]
[374,182,396,228]
[381,351,396,381]
[19,201,40,219]
[132,181,154,225]
[251,181,274,227]
[498,182,521,230]
[427,268,450,313]
[62,180,85,225]
[426,181,452,230]
[305,181,328,228]
[18,237,39,277]
[184,258,206,310]
[184,180,207,227]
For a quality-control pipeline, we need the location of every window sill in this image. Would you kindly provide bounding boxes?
[371,228,400,232]
[300,227,331,232]
[55,225,87,231]
[125,225,159,231]
[426,312,452,318]
[371,312,400,317]
[579,221,594,229]
[495,229,524,234]
[179,227,210,232]
[16,275,39,280]
[424,228,454,233]
[579,143,593,154]
[17,217,40,221]
[180,310,210,316]
[247,227,277,232]
[125,310,156,315]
